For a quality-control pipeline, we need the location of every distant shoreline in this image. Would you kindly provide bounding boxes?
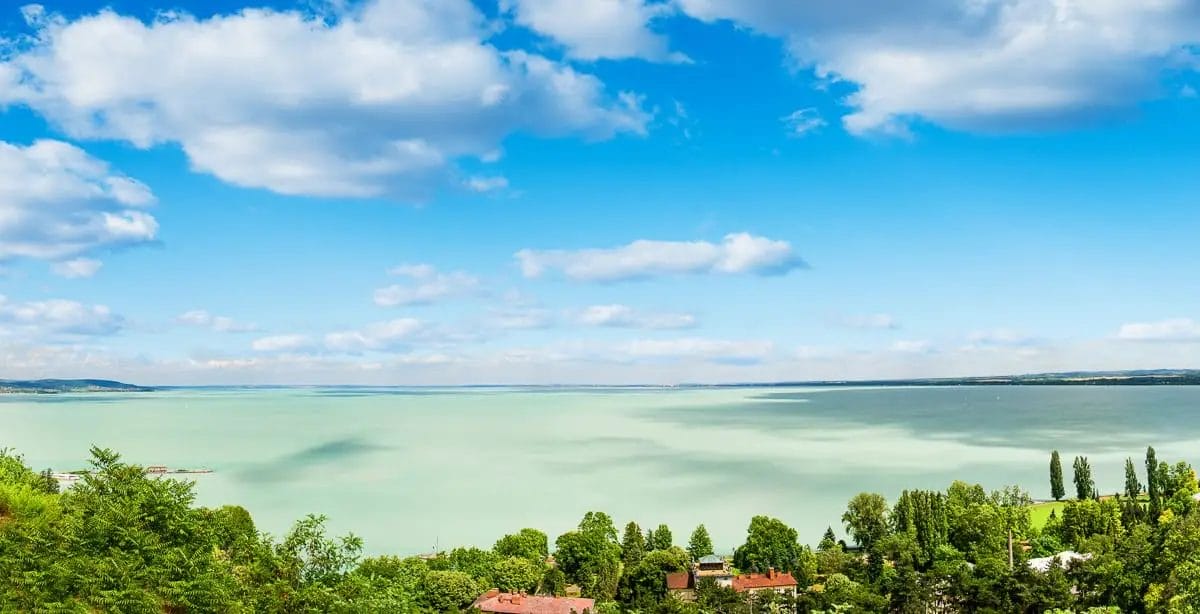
[3,369,1200,393]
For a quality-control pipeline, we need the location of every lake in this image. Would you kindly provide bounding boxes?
[2,385,1198,555]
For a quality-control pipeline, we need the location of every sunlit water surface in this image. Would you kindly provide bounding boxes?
[3,386,1198,554]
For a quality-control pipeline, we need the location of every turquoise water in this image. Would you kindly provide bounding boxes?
[2,386,1198,555]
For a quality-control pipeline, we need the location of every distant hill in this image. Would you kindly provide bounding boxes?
[746,369,1200,387]
[0,379,154,393]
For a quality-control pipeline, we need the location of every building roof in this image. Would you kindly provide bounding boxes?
[666,572,693,590]
[698,555,725,565]
[733,569,798,591]
[1028,551,1092,573]
[473,591,595,614]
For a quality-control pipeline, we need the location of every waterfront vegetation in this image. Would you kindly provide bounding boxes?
[1,446,1199,612]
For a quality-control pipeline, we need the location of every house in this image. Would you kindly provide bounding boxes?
[732,568,798,598]
[1028,551,1092,573]
[472,590,594,614]
[666,554,735,602]
[694,555,734,587]
[665,571,695,602]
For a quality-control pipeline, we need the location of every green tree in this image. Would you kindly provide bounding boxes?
[818,526,837,551]
[647,523,673,551]
[1050,450,1065,501]
[494,528,549,563]
[493,556,543,593]
[842,492,889,550]
[1146,446,1161,518]
[554,512,621,601]
[1123,457,1142,502]
[624,547,690,607]
[621,521,646,566]
[686,524,713,560]
[733,515,812,578]
[579,511,619,542]
[1073,456,1095,500]
[423,570,479,611]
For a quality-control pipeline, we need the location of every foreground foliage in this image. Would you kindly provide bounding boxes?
[1,445,1198,612]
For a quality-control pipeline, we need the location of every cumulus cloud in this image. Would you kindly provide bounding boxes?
[966,328,1038,347]
[325,318,428,352]
[890,339,933,354]
[51,258,103,279]
[577,304,697,329]
[782,107,825,137]
[1117,318,1200,342]
[838,313,899,330]
[0,295,124,336]
[464,176,509,193]
[373,264,480,306]
[490,307,556,330]
[176,309,258,333]
[516,232,805,281]
[622,337,774,364]
[676,0,1200,135]
[505,0,684,62]
[0,0,651,200]
[251,334,314,352]
[0,139,157,262]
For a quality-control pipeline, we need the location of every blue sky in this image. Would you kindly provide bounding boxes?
[1,0,1199,384]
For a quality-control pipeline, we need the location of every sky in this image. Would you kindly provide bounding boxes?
[1,0,1199,385]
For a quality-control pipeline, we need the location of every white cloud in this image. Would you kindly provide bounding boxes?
[890,339,933,354]
[577,304,697,329]
[374,264,480,306]
[0,139,157,262]
[51,258,103,279]
[838,313,899,330]
[622,337,774,363]
[490,308,556,330]
[505,0,684,62]
[464,176,509,193]
[251,334,314,352]
[966,328,1037,347]
[325,318,428,352]
[176,309,258,333]
[1117,318,1200,342]
[516,232,804,281]
[782,107,825,137]
[676,0,1200,135]
[0,1,650,200]
[0,295,123,336]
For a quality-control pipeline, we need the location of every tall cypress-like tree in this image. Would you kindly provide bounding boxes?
[687,525,714,560]
[818,527,837,551]
[1124,458,1142,500]
[1050,451,1065,501]
[621,522,645,566]
[1073,456,1095,500]
[647,524,673,551]
[1146,446,1161,518]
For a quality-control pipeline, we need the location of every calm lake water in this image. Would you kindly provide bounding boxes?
[2,386,1198,555]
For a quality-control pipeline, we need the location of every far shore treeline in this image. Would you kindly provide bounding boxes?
[1,446,1199,612]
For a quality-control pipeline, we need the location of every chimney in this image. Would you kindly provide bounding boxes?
[512,595,522,605]
[768,567,775,579]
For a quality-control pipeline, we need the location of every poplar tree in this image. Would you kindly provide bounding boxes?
[1050,451,1065,501]
[1073,456,1095,500]
[1124,458,1142,500]
[687,525,714,561]
[1147,446,1161,518]
[647,524,673,551]
[621,522,645,566]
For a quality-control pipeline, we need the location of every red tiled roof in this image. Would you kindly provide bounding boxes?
[733,570,798,592]
[666,572,692,590]
[473,591,595,614]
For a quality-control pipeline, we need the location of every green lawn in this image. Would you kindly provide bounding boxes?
[1029,501,1067,529]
